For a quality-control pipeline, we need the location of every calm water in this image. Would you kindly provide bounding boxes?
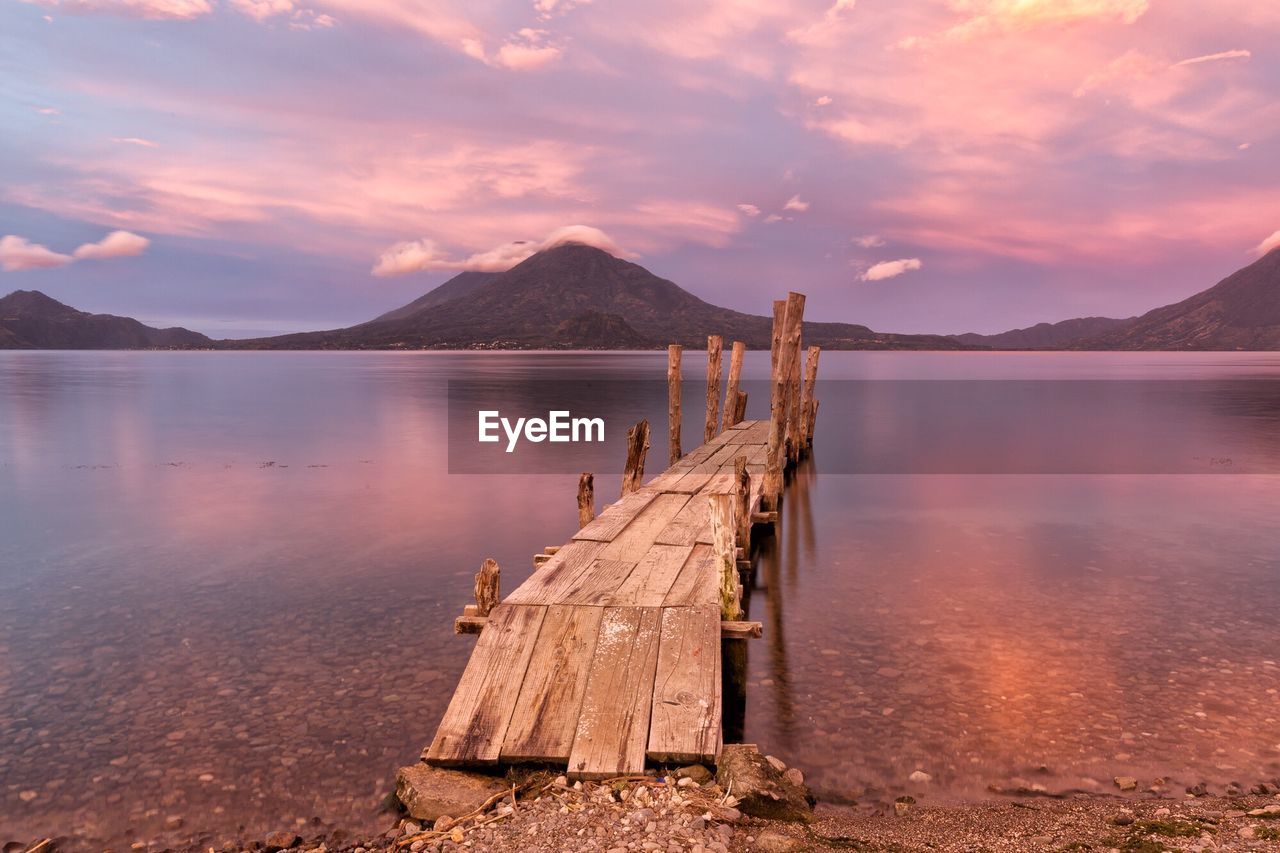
[2,351,1279,849]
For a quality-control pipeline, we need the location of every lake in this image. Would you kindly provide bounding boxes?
[2,350,1279,849]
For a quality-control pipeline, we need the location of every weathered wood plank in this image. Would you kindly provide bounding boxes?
[567,607,662,780]
[662,543,717,607]
[558,558,640,606]
[613,543,696,607]
[647,605,720,764]
[599,492,691,562]
[426,604,546,765]
[501,605,604,763]
[573,491,656,542]
[505,540,606,605]
[653,493,709,546]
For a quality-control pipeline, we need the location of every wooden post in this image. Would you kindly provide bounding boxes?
[770,300,785,372]
[808,399,819,447]
[799,345,821,449]
[708,493,740,620]
[722,341,745,430]
[474,558,500,616]
[667,345,682,464]
[734,390,748,424]
[734,455,751,551]
[786,320,804,464]
[577,472,595,528]
[621,419,650,497]
[704,335,723,443]
[764,293,804,507]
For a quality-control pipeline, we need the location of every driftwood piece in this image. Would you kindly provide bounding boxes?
[474,558,500,617]
[704,335,723,443]
[799,345,821,449]
[708,493,740,620]
[722,340,745,429]
[621,419,650,497]
[578,473,595,528]
[764,293,805,507]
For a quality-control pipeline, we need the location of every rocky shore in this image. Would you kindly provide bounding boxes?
[9,753,1280,853]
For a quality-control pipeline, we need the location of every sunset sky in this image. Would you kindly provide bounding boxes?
[2,0,1278,337]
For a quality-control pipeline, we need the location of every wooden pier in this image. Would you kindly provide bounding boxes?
[425,293,817,780]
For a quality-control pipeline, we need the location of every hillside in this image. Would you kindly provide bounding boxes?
[1082,248,1280,349]
[0,290,211,349]
[242,243,965,350]
[953,316,1132,349]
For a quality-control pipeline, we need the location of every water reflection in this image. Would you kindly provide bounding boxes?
[2,351,1279,850]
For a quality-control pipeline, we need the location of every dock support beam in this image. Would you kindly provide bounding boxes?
[799,345,821,452]
[667,345,682,464]
[621,420,650,497]
[764,293,805,509]
[722,340,745,430]
[704,335,723,443]
[577,473,595,528]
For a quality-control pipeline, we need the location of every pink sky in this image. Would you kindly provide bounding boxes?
[2,0,1277,336]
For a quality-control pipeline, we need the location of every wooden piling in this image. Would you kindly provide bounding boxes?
[734,455,751,551]
[704,335,723,443]
[474,558,500,617]
[799,345,821,449]
[786,321,804,464]
[577,473,595,528]
[722,341,745,430]
[764,293,805,507]
[733,390,748,424]
[708,493,740,620]
[667,345,682,465]
[621,419,650,497]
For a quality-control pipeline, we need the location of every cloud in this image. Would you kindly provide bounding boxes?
[736,203,761,217]
[0,236,75,271]
[814,95,832,106]
[494,41,562,70]
[1255,230,1280,257]
[372,225,625,277]
[763,214,783,224]
[111,136,159,148]
[534,0,591,20]
[35,106,61,116]
[860,258,922,281]
[783,194,809,212]
[0,230,149,271]
[943,0,1149,41]
[21,0,213,20]
[1175,49,1252,67]
[228,0,295,21]
[73,230,151,260]
[852,234,884,248]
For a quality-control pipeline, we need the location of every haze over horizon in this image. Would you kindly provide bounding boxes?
[2,0,1278,338]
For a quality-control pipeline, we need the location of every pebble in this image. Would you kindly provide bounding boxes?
[908,770,932,784]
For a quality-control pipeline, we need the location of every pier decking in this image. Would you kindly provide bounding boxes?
[425,420,770,779]
[425,291,816,780]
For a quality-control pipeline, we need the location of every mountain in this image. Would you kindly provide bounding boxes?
[0,290,211,349]
[371,271,499,322]
[953,316,1133,349]
[243,243,965,350]
[550,311,654,348]
[1081,248,1280,350]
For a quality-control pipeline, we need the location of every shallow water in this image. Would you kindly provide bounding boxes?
[1,351,1278,848]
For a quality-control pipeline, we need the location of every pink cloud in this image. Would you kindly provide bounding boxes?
[21,0,212,20]
[372,225,625,276]
[1255,230,1280,257]
[783,194,809,212]
[1175,49,1251,67]
[737,203,760,217]
[228,0,295,21]
[111,136,159,147]
[73,230,151,260]
[0,235,75,271]
[860,258,922,281]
